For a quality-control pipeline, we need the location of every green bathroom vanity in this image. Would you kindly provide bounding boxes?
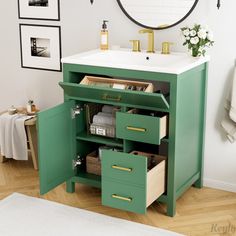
[38,49,209,216]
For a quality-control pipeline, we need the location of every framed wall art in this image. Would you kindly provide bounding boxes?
[18,0,60,21]
[19,24,62,72]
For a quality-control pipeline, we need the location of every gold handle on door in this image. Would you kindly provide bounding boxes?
[102,94,121,102]
[112,194,132,202]
[126,126,146,132]
[112,165,132,172]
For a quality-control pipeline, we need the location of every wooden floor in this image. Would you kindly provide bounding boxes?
[0,158,236,236]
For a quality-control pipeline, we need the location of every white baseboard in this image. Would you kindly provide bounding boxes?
[204,178,236,193]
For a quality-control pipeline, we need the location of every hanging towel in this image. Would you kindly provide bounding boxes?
[221,66,236,143]
[0,112,34,160]
[229,67,236,122]
[0,113,18,158]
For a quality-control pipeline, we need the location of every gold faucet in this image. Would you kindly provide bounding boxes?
[139,29,155,53]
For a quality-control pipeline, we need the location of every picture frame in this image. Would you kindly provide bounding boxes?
[19,24,62,72]
[18,0,60,21]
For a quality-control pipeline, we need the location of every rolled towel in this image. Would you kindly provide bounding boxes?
[93,113,115,125]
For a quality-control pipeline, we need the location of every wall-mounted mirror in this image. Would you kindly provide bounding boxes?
[117,0,199,30]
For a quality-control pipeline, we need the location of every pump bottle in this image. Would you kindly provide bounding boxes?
[100,20,109,50]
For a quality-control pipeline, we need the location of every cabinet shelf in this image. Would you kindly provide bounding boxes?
[72,172,101,188]
[76,131,123,148]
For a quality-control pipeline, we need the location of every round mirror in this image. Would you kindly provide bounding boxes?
[117,0,199,30]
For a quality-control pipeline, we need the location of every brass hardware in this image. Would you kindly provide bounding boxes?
[112,165,132,172]
[129,40,141,52]
[126,126,146,132]
[102,94,121,102]
[71,105,83,119]
[112,194,132,202]
[161,42,174,55]
[139,29,155,53]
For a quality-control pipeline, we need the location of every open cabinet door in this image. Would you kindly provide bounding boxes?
[38,101,76,195]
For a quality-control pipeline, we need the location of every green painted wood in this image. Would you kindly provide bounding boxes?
[71,173,101,188]
[38,101,76,195]
[174,68,206,191]
[63,63,177,83]
[59,82,169,111]
[102,179,146,214]
[176,172,200,199]
[76,131,123,148]
[101,150,147,187]
[116,112,165,145]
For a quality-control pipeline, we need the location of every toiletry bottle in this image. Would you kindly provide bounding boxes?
[100,20,109,50]
[27,100,34,113]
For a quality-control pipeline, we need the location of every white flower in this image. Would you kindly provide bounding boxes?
[207,31,214,41]
[190,37,199,45]
[198,29,207,39]
[190,30,197,36]
[183,29,190,36]
[186,36,190,40]
[201,25,209,31]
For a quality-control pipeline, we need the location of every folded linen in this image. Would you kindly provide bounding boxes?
[93,113,115,125]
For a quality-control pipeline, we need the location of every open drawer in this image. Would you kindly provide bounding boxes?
[59,82,169,111]
[101,150,166,214]
[116,110,167,145]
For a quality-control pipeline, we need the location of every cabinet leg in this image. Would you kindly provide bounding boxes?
[166,200,176,217]
[66,180,75,193]
[193,176,203,189]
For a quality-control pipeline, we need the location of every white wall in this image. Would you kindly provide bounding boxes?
[0,1,235,192]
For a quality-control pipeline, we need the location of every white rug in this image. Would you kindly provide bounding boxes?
[0,193,182,236]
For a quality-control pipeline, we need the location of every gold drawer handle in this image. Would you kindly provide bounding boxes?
[112,194,132,202]
[112,165,132,172]
[102,94,121,102]
[126,126,146,132]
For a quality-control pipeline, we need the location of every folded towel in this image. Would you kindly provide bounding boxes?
[102,105,114,114]
[93,113,115,126]
[0,113,34,160]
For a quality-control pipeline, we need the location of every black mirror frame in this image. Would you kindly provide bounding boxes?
[117,0,199,30]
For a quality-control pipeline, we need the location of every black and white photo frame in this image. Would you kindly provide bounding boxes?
[18,0,60,21]
[19,24,62,72]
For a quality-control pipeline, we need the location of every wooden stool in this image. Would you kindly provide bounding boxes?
[0,112,38,170]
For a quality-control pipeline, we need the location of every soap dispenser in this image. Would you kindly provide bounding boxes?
[100,20,109,50]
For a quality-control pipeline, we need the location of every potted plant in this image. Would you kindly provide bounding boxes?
[181,24,214,57]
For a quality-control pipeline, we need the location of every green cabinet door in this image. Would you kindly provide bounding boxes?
[38,101,76,195]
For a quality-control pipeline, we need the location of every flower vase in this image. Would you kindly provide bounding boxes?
[192,48,199,57]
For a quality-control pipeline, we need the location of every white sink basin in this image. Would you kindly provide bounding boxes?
[62,49,209,74]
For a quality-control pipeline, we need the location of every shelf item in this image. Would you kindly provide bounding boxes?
[86,151,101,176]
[116,110,167,145]
[80,76,154,93]
[85,103,119,138]
[90,123,115,138]
[101,150,166,214]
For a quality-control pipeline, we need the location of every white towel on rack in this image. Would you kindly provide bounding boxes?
[221,66,236,143]
[0,113,33,160]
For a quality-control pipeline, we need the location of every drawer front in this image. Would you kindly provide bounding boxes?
[101,150,147,187]
[59,82,169,111]
[116,112,166,145]
[102,179,146,214]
